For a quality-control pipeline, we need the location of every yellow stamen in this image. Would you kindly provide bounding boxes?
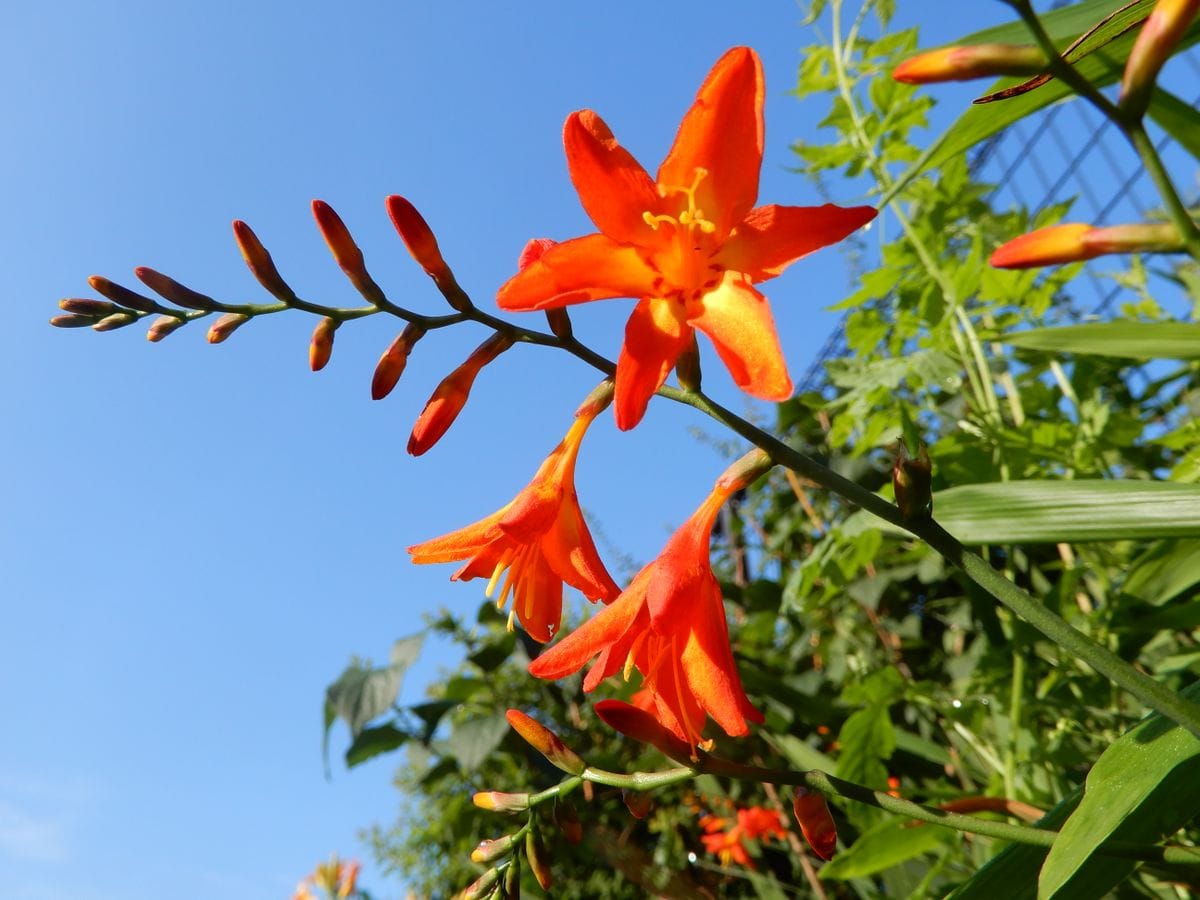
[642,167,716,234]
[506,609,516,632]
[485,560,507,599]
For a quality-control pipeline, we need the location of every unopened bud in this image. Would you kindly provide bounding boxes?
[135,267,218,310]
[50,313,99,328]
[525,829,552,891]
[232,220,296,301]
[59,298,116,317]
[312,200,385,304]
[505,710,586,775]
[147,315,187,342]
[91,312,139,332]
[385,194,453,287]
[554,799,583,845]
[309,317,339,372]
[622,789,653,820]
[371,323,425,400]
[893,442,933,520]
[472,791,530,814]
[893,43,1047,84]
[502,854,520,900]
[792,787,837,861]
[88,276,158,313]
[207,312,251,344]
[1120,0,1200,116]
[470,832,520,863]
[594,699,697,763]
[716,448,774,495]
[458,867,500,900]
[545,308,573,340]
[408,333,514,456]
[675,334,702,392]
[990,222,1184,269]
[574,378,615,420]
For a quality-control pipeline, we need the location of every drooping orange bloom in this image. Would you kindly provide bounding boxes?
[408,384,619,642]
[699,806,787,868]
[529,450,772,746]
[496,47,876,430]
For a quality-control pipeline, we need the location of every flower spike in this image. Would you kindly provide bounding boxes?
[496,47,875,430]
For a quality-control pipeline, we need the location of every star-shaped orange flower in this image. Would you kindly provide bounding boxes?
[408,386,619,642]
[497,47,876,429]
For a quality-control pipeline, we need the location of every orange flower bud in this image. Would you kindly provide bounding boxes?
[59,298,117,317]
[146,315,187,342]
[309,317,339,372]
[525,829,553,891]
[232,220,296,302]
[207,312,251,344]
[88,275,158,313]
[91,312,139,332]
[792,787,837,861]
[892,43,1047,84]
[49,313,98,328]
[135,267,218,310]
[312,200,385,303]
[893,443,932,520]
[505,710,586,775]
[470,832,520,863]
[503,854,520,900]
[371,323,425,400]
[385,195,451,284]
[458,867,501,900]
[472,791,530,814]
[1120,0,1200,116]
[990,222,1184,269]
[622,789,653,819]
[593,699,697,765]
[407,333,513,456]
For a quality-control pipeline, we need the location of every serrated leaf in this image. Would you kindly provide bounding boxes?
[1037,681,1200,898]
[820,817,946,880]
[345,723,409,768]
[847,480,1200,544]
[447,714,511,772]
[1001,322,1200,360]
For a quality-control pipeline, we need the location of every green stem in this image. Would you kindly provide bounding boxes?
[1005,647,1026,797]
[1126,123,1200,261]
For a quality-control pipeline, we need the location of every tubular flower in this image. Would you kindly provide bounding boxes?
[529,450,772,747]
[408,384,620,642]
[990,222,1185,269]
[496,47,876,430]
[699,806,787,868]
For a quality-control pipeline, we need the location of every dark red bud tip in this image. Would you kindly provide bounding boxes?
[135,267,217,310]
[594,699,697,763]
[88,276,158,313]
[793,787,838,861]
[622,788,653,819]
[59,298,117,317]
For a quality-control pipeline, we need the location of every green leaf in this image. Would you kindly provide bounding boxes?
[884,1,1200,202]
[1001,322,1200,360]
[848,480,1200,543]
[1121,539,1200,605]
[1038,681,1200,898]
[447,714,511,772]
[345,723,409,768]
[1147,87,1200,160]
[468,633,517,672]
[324,633,425,740]
[820,817,946,880]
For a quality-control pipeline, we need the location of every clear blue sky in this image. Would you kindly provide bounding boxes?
[5,3,1017,897]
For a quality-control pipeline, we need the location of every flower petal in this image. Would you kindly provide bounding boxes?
[542,494,621,602]
[657,47,764,241]
[679,584,763,736]
[690,276,792,401]
[407,509,507,564]
[564,111,662,245]
[614,297,692,430]
[720,204,877,282]
[496,233,659,311]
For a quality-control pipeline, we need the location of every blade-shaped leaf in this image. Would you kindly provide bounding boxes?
[1001,322,1200,360]
[846,480,1200,543]
[1038,681,1200,898]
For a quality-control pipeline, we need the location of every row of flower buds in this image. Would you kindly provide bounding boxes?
[893,0,1198,270]
[892,0,1199,118]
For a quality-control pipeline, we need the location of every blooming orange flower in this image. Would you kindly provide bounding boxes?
[496,47,876,430]
[529,450,771,746]
[699,806,786,868]
[408,384,619,642]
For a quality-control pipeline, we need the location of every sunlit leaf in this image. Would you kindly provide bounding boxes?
[1001,322,1200,360]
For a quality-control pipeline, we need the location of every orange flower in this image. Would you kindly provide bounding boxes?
[294,856,360,900]
[496,47,876,430]
[408,384,619,641]
[529,450,771,746]
[699,806,786,868]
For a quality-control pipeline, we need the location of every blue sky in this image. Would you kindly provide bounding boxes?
[4,2,1024,897]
